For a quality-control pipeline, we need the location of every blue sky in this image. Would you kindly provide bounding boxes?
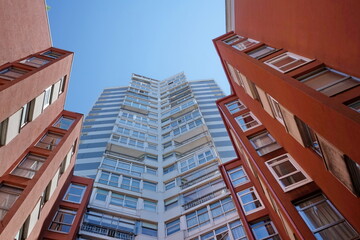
[48,0,229,114]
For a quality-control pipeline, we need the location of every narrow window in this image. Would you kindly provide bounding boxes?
[166,219,180,236]
[235,112,261,131]
[267,95,285,125]
[248,131,282,156]
[42,86,53,110]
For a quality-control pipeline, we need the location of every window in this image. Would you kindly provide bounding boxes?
[297,67,360,97]
[186,207,210,231]
[295,194,359,239]
[42,86,53,110]
[227,63,245,88]
[144,200,157,212]
[19,102,33,128]
[251,218,280,240]
[143,181,157,192]
[0,185,23,220]
[11,153,46,179]
[63,184,86,203]
[166,219,180,236]
[225,100,246,114]
[53,116,74,130]
[0,118,8,146]
[36,132,62,150]
[164,164,177,174]
[236,112,261,131]
[210,197,236,220]
[233,38,259,51]
[344,155,360,197]
[266,154,311,192]
[267,95,284,125]
[223,35,243,45]
[20,57,49,68]
[121,176,140,192]
[49,208,77,233]
[237,187,264,214]
[247,45,277,59]
[0,67,29,81]
[347,99,360,113]
[141,222,157,237]
[297,121,322,156]
[41,50,63,59]
[230,220,248,240]
[165,180,176,190]
[95,189,108,201]
[164,197,178,210]
[265,52,312,73]
[228,166,249,186]
[58,76,66,94]
[248,131,282,156]
[110,193,137,209]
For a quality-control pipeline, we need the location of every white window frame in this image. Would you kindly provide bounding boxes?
[233,38,259,51]
[237,187,264,215]
[166,218,180,236]
[63,183,87,203]
[225,100,246,114]
[48,208,77,233]
[235,112,261,132]
[267,95,285,125]
[247,45,277,59]
[266,154,312,192]
[264,52,312,73]
[228,166,250,187]
[42,86,53,110]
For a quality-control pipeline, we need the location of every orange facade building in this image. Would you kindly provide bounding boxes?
[215,1,360,239]
[0,1,93,239]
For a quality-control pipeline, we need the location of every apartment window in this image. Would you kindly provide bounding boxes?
[266,154,311,192]
[166,219,180,236]
[35,132,62,150]
[186,207,210,231]
[144,200,156,212]
[233,38,259,51]
[95,189,108,201]
[265,52,312,73]
[19,102,33,128]
[237,187,264,214]
[41,50,63,59]
[0,185,23,220]
[0,118,8,146]
[197,150,215,164]
[53,116,74,130]
[227,63,245,88]
[251,218,280,240]
[141,222,157,237]
[347,99,360,112]
[228,166,249,186]
[267,95,284,125]
[58,76,66,94]
[210,197,236,220]
[0,66,29,81]
[164,164,177,174]
[248,131,282,156]
[20,57,49,68]
[223,35,243,45]
[63,184,86,203]
[247,45,277,59]
[298,121,322,156]
[143,181,157,192]
[121,176,140,192]
[225,100,246,114]
[42,86,53,110]
[344,155,360,197]
[165,180,176,190]
[49,208,77,233]
[11,153,46,179]
[297,67,360,97]
[110,193,137,209]
[98,171,120,187]
[230,220,248,240]
[295,194,359,239]
[165,197,178,210]
[236,112,261,131]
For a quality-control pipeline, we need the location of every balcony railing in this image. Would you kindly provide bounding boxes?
[183,187,227,210]
[180,170,219,190]
[81,222,135,240]
[175,132,209,148]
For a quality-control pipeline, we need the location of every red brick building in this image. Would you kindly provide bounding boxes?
[215,1,360,239]
[0,1,92,239]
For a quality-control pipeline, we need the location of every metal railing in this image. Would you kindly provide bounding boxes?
[183,188,227,210]
[81,222,135,240]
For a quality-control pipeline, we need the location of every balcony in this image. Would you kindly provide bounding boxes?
[174,132,212,154]
[180,169,220,190]
[80,222,135,240]
[183,187,228,210]
[106,138,157,158]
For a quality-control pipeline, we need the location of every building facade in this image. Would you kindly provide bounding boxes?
[0,1,92,239]
[74,73,254,239]
[214,1,360,240]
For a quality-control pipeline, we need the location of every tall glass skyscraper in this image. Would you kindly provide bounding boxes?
[75,73,248,240]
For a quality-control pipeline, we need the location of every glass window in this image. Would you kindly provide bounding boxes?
[347,99,360,113]
[233,38,259,51]
[166,219,180,236]
[295,194,359,239]
[248,131,282,156]
[141,222,157,237]
[297,120,322,156]
[265,52,312,73]
[237,187,264,214]
[267,95,285,125]
[41,50,63,59]
[297,67,359,97]
[11,153,46,179]
[143,181,157,192]
[121,176,140,192]
[251,218,280,240]
[35,132,63,151]
[49,208,77,233]
[186,207,210,231]
[225,100,246,114]
[165,180,176,190]
[19,101,32,128]
[247,45,277,59]
[58,76,66,94]
[230,220,248,240]
[20,56,49,68]
[95,189,108,201]
[228,166,249,186]
[144,200,156,212]
[53,116,75,130]
[210,197,236,220]
[0,67,29,81]
[63,184,86,203]
[164,164,177,174]
[165,197,178,210]
[227,63,246,88]
[43,86,53,110]
[236,112,261,131]
[266,154,311,192]
[110,193,137,209]
[0,185,23,220]
[223,35,244,45]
